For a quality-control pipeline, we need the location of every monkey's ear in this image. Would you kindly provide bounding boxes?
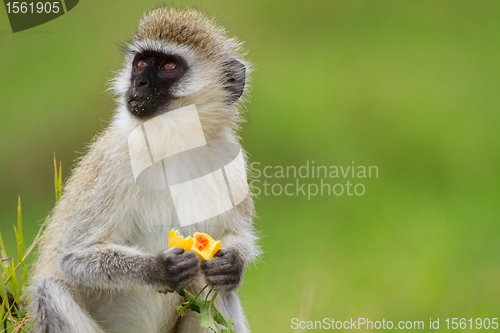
[223,58,246,104]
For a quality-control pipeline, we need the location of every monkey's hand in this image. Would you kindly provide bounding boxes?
[147,247,200,291]
[201,248,244,291]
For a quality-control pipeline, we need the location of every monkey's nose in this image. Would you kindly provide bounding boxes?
[137,79,148,87]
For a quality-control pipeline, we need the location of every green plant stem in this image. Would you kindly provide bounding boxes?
[205,288,213,304]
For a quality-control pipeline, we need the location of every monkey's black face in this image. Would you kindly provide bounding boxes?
[126,51,187,119]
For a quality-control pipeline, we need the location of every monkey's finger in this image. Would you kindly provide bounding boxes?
[169,260,200,274]
[177,253,200,266]
[202,258,233,269]
[202,261,241,275]
[176,271,197,281]
[181,250,200,260]
[166,247,185,256]
[173,259,201,273]
[174,258,201,270]
[214,248,230,258]
[205,273,240,286]
[164,249,196,266]
[201,255,233,269]
[176,272,199,288]
[180,268,200,280]
[168,268,198,288]
[202,267,239,278]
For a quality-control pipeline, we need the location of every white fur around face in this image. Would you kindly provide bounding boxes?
[110,38,249,143]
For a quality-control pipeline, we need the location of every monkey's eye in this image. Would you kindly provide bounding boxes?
[137,59,148,68]
[162,60,177,71]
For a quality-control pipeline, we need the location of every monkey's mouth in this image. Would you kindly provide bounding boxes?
[127,93,161,118]
[126,90,173,119]
[127,93,149,107]
[128,98,146,109]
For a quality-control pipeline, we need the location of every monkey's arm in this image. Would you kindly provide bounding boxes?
[56,242,199,290]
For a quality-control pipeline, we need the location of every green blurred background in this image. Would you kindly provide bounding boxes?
[1,1,500,331]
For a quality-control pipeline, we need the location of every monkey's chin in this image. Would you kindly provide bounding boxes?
[127,101,177,120]
[127,101,162,120]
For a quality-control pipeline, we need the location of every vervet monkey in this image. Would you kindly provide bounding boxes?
[28,7,259,333]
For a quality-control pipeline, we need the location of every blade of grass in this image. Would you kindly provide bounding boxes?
[0,275,7,302]
[16,198,28,288]
[8,258,18,296]
[1,297,9,331]
[0,286,6,315]
[15,197,24,266]
[54,154,62,202]
[54,153,58,202]
[1,299,19,330]
[58,161,62,202]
